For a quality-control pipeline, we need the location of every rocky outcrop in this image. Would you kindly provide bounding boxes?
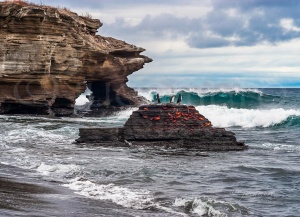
[76,104,247,151]
[0,1,151,116]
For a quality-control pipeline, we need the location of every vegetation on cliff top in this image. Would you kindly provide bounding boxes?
[1,0,93,19]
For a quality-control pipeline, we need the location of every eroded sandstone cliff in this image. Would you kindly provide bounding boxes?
[0,1,152,116]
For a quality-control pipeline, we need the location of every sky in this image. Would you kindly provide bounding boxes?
[28,0,300,88]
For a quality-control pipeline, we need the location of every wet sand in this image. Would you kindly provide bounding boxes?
[0,167,167,217]
[0,177,56,214]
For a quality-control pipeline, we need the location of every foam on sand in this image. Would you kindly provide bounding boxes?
[63,177,154,209]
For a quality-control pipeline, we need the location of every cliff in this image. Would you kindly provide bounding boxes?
[77,104,247,152]
[0,1,152,116]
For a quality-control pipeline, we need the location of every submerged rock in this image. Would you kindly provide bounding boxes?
[0,1,151,116]
[77,104,247,151]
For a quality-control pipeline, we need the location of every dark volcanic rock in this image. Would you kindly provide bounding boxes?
[77,104,247,151]
[76,127,128,147]
[0,1,151,116]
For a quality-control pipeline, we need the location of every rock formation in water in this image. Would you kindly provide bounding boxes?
[77,104,247,151]
[0,1,152,116]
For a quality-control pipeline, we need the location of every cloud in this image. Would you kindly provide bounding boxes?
[96,0,300,49]
[100,14,202,41]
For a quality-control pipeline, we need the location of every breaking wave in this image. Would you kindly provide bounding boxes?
[196,105,300,128]
[135,88,300,129]
[138,88,279,108]
[272,115,300,128]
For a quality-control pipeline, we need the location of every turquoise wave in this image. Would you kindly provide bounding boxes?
[150,90,279,108]
[272,116,300,129]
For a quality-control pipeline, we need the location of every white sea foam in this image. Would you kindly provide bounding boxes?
[5,125,73,145]
[196,105,300,128]
[63,178,187,216]
[74,107,137,124]
[115,107,138,119]
[262,143,300,152]
[75,95,90,106]
[174,198,226,217]
[63,107,137,125]
[37,162,81,176]
[63,178,154,209]
[75,87,93,106]
[7,147,26,153]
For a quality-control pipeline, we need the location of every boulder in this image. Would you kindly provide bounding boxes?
[77,104,247,151]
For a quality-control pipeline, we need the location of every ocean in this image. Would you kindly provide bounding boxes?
[0,88,299,217]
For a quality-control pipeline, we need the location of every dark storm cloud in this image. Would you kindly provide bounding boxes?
[189,2,300,48]
[189,0,300,48]
[204,10,245,37]
[212,0,300,38]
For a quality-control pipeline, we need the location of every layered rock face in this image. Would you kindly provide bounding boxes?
[0,2,151,116]
[77,104,247,151]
